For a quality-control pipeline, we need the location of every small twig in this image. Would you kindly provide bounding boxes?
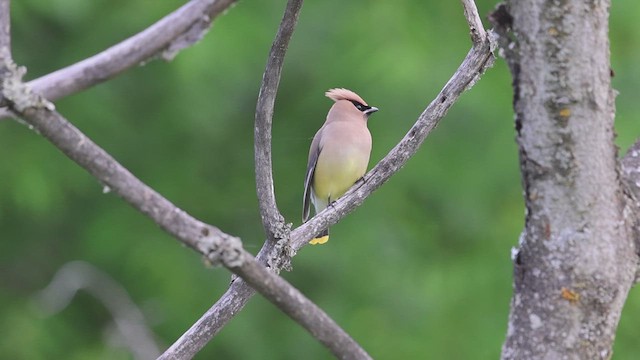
[254,0,303,241]
[462,0,486,44]
[165,0,495,354]
[36,261,162,360]
[0,0,237,119]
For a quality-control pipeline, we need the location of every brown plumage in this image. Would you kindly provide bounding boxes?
[302,88,378,245]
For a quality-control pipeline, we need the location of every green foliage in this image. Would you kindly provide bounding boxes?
[1,0,640,359]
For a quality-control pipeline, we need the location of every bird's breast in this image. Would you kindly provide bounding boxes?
[312,128,371,204]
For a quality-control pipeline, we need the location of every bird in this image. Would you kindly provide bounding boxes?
[302,88,378,245]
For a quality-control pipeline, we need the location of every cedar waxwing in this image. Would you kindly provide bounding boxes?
[302,88,378,245]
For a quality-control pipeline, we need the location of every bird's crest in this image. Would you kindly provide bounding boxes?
[325,88,368,106]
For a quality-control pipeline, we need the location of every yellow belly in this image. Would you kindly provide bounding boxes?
[312,151,367,210]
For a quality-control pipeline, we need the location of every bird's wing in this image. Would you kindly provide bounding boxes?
[303,131,322,222]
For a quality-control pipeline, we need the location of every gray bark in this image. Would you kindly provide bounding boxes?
[491,1,638,358]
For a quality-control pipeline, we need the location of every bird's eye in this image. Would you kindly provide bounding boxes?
[350,100,370,112]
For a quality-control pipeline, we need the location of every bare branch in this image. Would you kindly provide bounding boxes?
[0,0,237,119]
[36,261,162,360]
[165,0,495,353]
[254,0,303,241]
[462,0,486,44]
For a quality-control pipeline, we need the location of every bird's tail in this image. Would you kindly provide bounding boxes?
[309,228,329,245]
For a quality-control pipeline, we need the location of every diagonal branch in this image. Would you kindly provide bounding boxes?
[254,0,303,242]
[462,0,486,44]
[164,0,496,355]
[0,0,237,119]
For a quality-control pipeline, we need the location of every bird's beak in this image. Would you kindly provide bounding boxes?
[364,106,379,115]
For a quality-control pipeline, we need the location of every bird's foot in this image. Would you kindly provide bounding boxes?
[309,235,329,245]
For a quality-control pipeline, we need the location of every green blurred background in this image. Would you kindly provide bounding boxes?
[1,0,639,359]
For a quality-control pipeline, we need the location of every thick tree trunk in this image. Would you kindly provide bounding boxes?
[492,1,638,358]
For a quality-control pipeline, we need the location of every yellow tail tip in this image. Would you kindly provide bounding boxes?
[309,235,329,245]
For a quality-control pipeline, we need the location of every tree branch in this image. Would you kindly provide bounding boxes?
[462,0,486,44]
[164,0,496,354]
[0,0,237,119]
[254,0,303,242]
